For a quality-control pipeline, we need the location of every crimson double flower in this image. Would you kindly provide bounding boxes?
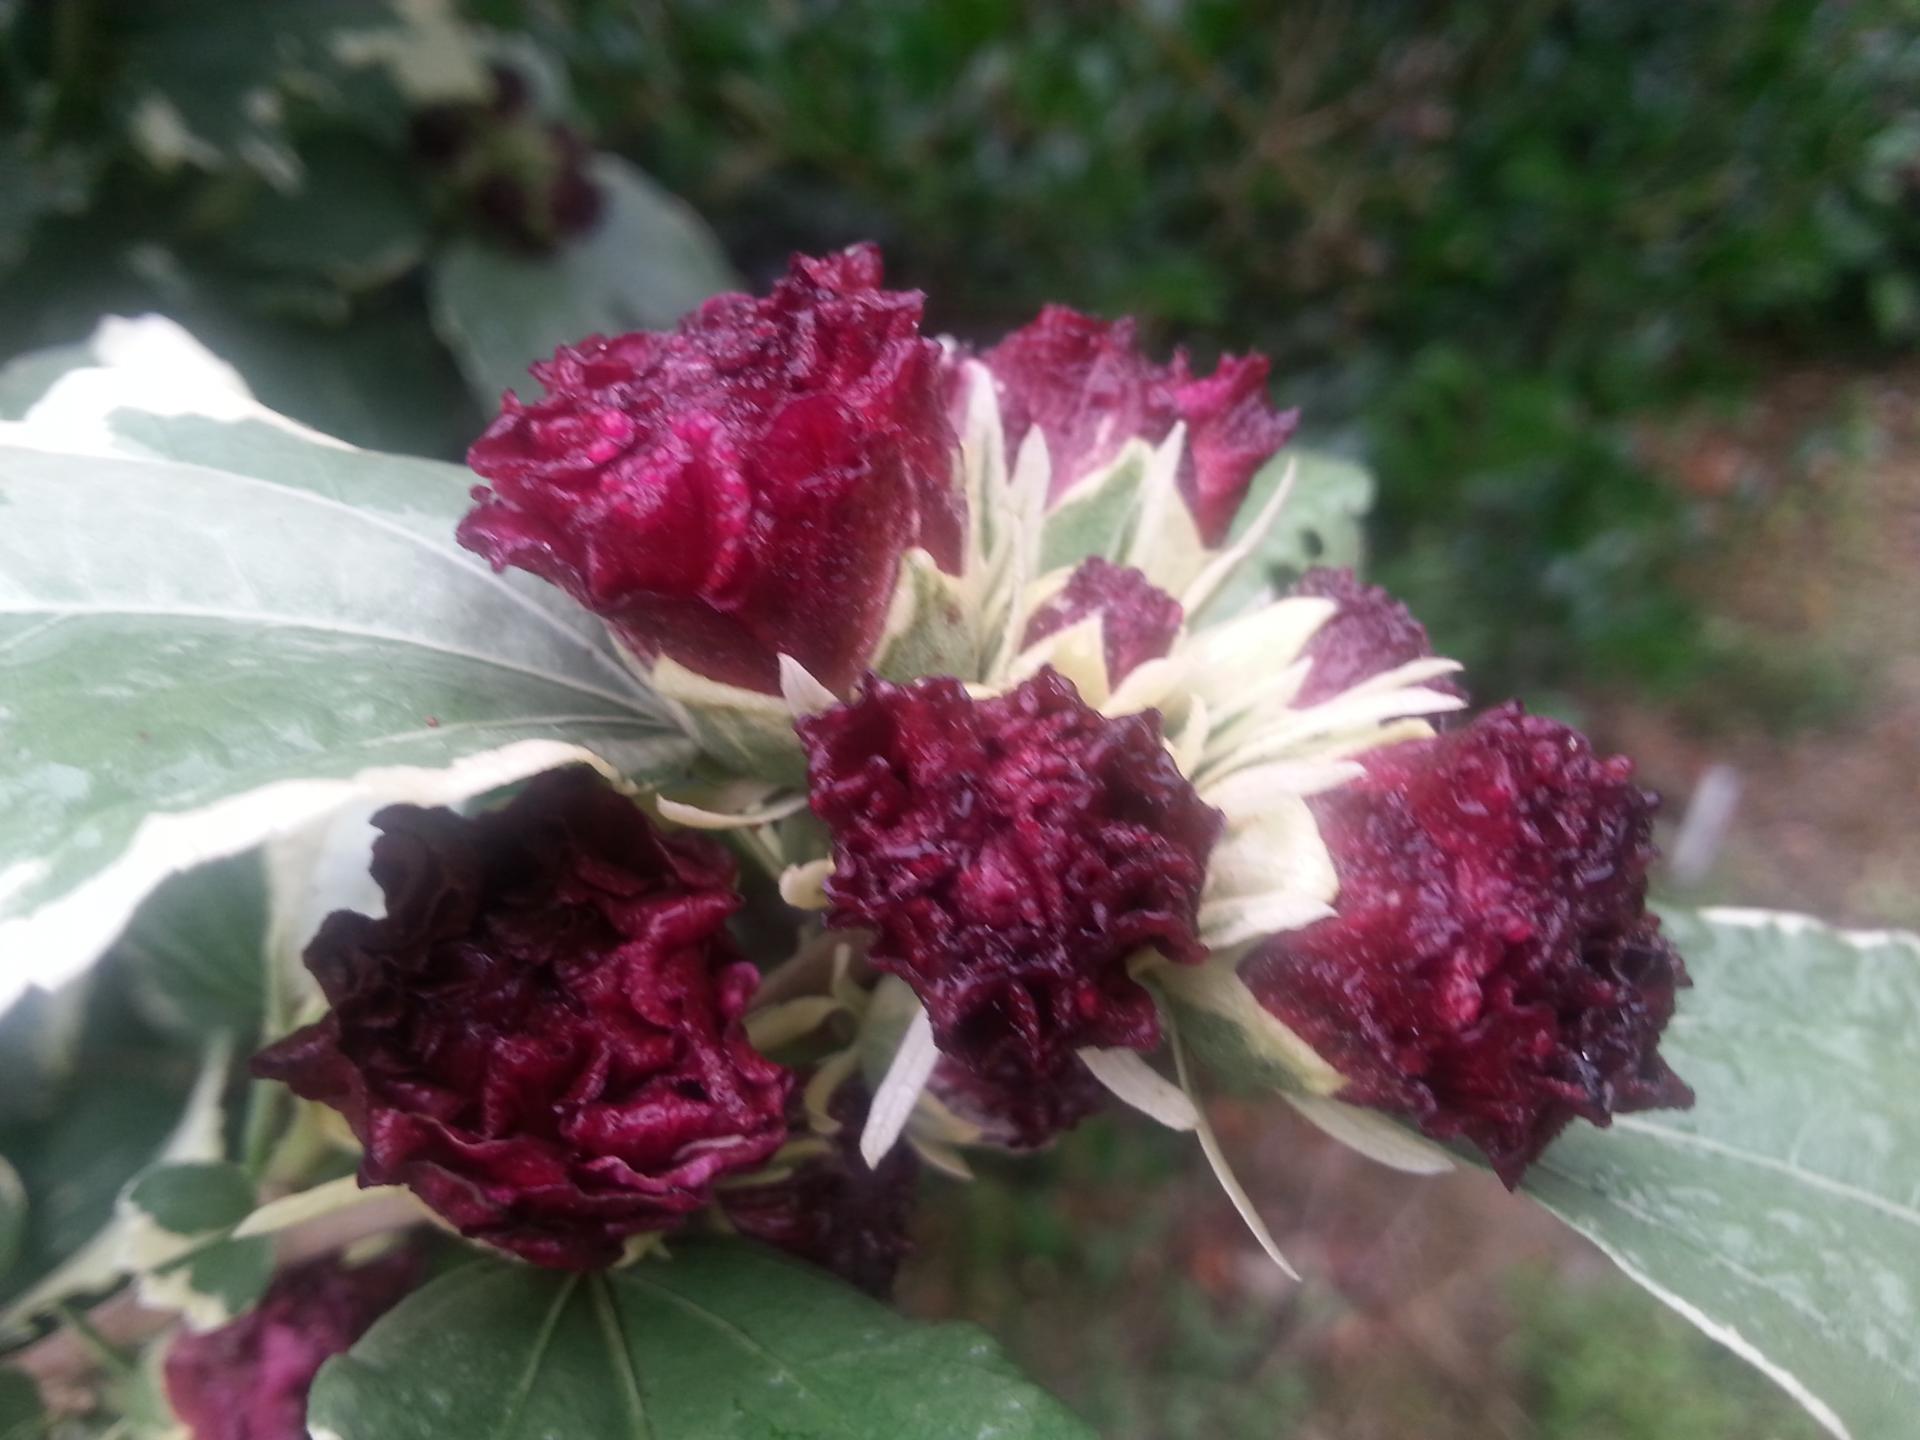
[253,769,791,1269]
[799,669,1223,1146]
[459,245,962,694]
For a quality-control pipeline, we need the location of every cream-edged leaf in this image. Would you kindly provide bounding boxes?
[0,420,693,1015]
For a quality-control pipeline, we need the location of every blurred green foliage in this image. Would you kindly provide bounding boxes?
[4,0,1917,696]
[1508,1269,1826,1440]
[529,0,1920,697]
[907,1118,1827,1440]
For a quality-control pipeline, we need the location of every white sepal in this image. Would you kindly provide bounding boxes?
[655,783,807,830]
[1178,456,1297,619]
[1077,1047,1199,1131]
[777,858,835,910]
[860,1005,939,1169]
[777,654,839,717]
[1169,1017,1298,1279]
[1284,1094,1455,1175]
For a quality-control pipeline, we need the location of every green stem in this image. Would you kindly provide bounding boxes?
[239,1067,288,1181]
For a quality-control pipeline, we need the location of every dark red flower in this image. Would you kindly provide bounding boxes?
[459,245,964,694]
[163,1252,419,1440]
[1289,567,1464,707]
[1022,556,1183,683]
[929,1049,1109,1151]
[1240,704,1692,1184]
[980,305,1298,544]
[252,769,792,1269]
[798,669,1221,1101]
[721,1082,919,1296]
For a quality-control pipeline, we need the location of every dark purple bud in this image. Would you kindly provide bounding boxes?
[1289,567,1464,707]
[798,669,1221,1134]
[1241,704,1692,1185]
[163,1252,419,1440]
[721,1082,918,1297]
[1022,556,1183,682]
[460,246,965,694]
[980,306,1298,544]
[252,769,793,1269]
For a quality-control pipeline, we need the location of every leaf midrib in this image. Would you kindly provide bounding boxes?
[1536,1155,1920,1393]
[621,1270,855,1432]
[1609,1117,1920,1228]
[491,1273,580,1440]
[0,604,652,714]
[3,439,634,693]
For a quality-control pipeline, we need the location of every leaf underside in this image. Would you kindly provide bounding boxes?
[1527,907,1920,1440]
[0,418,691,1010]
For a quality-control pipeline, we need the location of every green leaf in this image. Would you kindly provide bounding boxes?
[0,981,92,1127]
[0,1368,43,1440]
[1524,908,1920,1440]
[429,157,737,405]
[0,343,91,422]
[0,416,694,1015]
[0,1031,206,1317]
[1195,447,1374,622]
[141,1233,276,1330]
[0,1158,25,1285]
[118,850,269,1039]
[215,134,430,292]
[124,1163,255,1238]
[310,1243,1095,1440]
[116,0,484,178]
[120,1163,274,1329]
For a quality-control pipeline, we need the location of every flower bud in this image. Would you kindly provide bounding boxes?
[1289,567,1465,707]
[799,669,1221,1140]
[721,1081,919,1296]
[980,306,1298,543]
[1022,556,1183,684]
[1240,704,1692,1184]
[252,769,792,1269]
[459,245,965,698]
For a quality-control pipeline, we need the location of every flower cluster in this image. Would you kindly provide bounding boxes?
[255,245,1694,1296]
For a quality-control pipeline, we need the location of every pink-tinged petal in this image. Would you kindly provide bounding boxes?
[459,245,963,694]
[253,769,792,1270]
[1240,704,1692,1185]
[1168,352,1301,546]
[1022,557,1183,683]
[1289,567,1465,707]
[799,668,1221,1147]
[980,306,1297,544]
[164,1253,420,1440]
